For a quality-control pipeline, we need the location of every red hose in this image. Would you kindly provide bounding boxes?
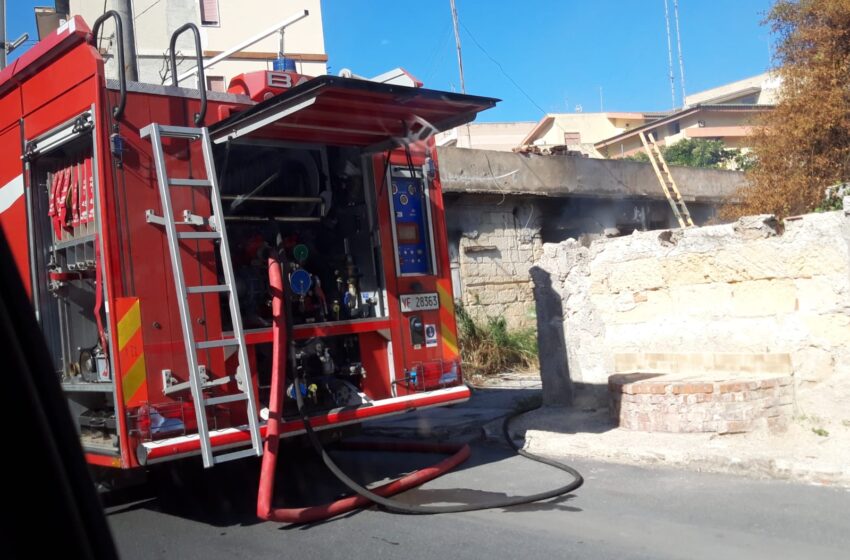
[257,255,470,524]
[256,256,287,519]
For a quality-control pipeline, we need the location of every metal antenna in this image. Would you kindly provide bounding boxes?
[674,0,687,105]
[449,0,472,147]
[0,0,6,70]
[663,0,677,108]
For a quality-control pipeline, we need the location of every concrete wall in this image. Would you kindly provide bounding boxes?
[437,147,745,203]
[533,210,850,400]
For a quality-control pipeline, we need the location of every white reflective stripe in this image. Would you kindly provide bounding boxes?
[139,385,471,462]
[0,175,24,215]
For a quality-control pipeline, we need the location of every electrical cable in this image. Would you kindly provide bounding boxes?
[459,20,591,148]
[268,243,585,517]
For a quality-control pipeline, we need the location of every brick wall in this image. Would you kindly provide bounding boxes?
[534,211,850,390]
[609,372,793,433]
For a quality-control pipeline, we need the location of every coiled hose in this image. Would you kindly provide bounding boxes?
[258,252,583,522]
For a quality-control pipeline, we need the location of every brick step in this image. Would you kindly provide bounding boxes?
[608,371,793,434]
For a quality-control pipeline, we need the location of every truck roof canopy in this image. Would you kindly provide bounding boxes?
[209,75,498,152]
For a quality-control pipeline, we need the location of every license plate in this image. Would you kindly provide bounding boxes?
[400,292,439,312]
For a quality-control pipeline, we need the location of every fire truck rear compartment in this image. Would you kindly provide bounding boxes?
[28,132,117,452]
[216,143,382,413]
[218,143,383,330]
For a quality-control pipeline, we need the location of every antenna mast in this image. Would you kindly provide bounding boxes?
[0,0,6,70]
[674,0,687,105]
[663,0,676,108]
[449,0,472,147]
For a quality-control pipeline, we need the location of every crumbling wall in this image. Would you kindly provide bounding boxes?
[447,195,542,328]
[534,210,850,391]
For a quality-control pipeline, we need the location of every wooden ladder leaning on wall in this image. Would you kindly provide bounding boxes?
[639,131,695,228]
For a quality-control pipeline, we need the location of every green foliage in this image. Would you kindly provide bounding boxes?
[814,183,848,212]
[456,304,538,378]
[662,139,740,168]
[622,151,650,163]
[733,150,757,172]
[812,427,830,437]
[622,139,744,169]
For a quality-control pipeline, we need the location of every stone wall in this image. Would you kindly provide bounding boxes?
[438,146,747,331]
[446,195,542,328]
[533,210,850,395]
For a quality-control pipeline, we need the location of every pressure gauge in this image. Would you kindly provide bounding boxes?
[290,269,312,297]
[293,243,309,263]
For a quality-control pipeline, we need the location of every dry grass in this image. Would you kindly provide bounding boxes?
[456,305,538,379]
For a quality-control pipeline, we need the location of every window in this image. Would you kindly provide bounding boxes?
[563,131,581,145]
[669,122,681,135]
[206,75,226,92]
[200,0,220,26]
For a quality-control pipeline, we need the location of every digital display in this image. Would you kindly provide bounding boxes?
[397,222,420,243]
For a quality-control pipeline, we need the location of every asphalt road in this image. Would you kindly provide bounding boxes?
[105,438,850,560]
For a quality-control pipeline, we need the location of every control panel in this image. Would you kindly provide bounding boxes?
[389,166,433,276]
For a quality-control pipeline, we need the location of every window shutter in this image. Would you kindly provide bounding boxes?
[200,0,220,25]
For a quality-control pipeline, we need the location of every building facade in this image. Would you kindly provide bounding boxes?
[595,73,781,159]
[436,121,536,152]
[518,112,663,157]
[65,0,327,87]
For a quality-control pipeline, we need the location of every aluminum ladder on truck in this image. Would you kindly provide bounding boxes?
[639,131,695,228]
[140,123,263,468]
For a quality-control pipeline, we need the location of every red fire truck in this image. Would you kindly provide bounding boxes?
[0,14,496,473]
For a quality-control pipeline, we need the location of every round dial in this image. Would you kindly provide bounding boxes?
[289,269,312,297]
[293,243,309,263]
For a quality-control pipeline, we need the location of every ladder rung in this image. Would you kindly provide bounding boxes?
[205,393,249,406]
[169,178,212,187]
[139,124,202,140]
[214,447,261,464]
[197,338,240,350]
[177,231,221,240]
[187,285,230,294]
[157,125,203,139]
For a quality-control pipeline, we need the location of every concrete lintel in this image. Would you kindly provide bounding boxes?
[437,146,746,203]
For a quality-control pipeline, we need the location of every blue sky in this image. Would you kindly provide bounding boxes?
[7,1,776,121]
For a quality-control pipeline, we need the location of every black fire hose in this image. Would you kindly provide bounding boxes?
[293,372,583,514]
[272,239,583,516]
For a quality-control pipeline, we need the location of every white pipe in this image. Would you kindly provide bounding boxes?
[175,9,309,84]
